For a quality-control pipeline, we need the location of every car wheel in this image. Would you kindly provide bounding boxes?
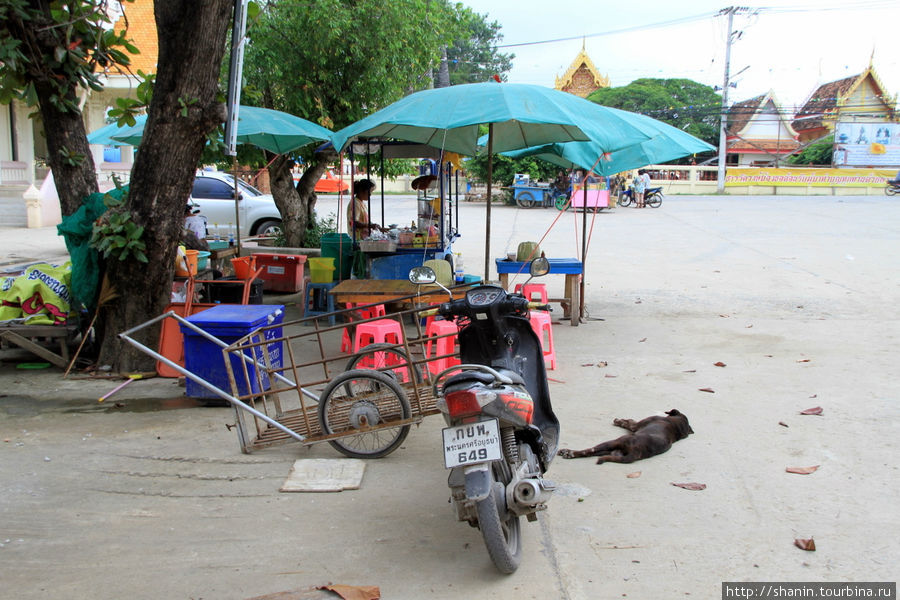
[254,220,282,236]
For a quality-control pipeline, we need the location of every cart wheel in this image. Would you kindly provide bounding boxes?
[515,191,536,208]
[345,343,422,385]
[554,195,569,211]
[317,369,412,458]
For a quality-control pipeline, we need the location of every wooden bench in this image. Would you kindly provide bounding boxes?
[0,320,80,368]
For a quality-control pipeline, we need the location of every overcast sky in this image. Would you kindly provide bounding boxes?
[462,0,899,110]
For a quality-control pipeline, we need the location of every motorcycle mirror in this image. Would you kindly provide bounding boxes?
[409,266,436,285]
[530,257,550,277]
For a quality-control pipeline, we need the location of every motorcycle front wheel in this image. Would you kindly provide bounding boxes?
[887,185,900,196]
[646,192,663,208]
[476,460,522,573]
[618,192,632,207]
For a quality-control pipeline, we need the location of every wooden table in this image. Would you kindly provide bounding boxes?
[495,258,582,326]
[208,247,238,271]
[329,279,471,308]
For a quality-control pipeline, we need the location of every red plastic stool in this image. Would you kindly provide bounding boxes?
[528,310,556,370]
[424,319,461,374]
[514,282,549,304]
[341,303,388,351]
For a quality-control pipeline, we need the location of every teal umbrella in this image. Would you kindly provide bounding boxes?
[87,115,148,146]
[502,128,715,175]
[331,82,654,156]
[332,82,661,281]
[89,106,333,154]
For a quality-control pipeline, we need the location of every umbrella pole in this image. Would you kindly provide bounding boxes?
[580,180,587,323]
[232,156,241,253]
[484,124,493,282]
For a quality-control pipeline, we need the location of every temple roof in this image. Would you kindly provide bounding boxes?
[792,65,896,133]
[114,0,158,74]
[554,44,609,97]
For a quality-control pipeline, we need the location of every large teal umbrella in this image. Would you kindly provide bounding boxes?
[331,82,655,156]
[332,82,660,280]
[89,106,333,154]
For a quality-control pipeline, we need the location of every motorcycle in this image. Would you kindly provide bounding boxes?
[411,258,560,574]
[886,179,900,196]
[618,186,663,208]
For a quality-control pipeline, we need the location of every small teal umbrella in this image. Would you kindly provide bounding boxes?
[86,115,148,146]
[89,106,333,154]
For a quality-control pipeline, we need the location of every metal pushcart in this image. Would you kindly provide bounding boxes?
[120,296,460,457]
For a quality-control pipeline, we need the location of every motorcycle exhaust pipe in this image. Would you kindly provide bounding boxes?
[512,478,554,507]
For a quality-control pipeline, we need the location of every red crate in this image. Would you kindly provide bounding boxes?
[252,253,307,292]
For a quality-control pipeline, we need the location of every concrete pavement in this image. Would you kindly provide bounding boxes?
[1,194,899,598]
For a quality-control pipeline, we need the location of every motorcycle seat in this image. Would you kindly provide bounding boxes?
[441,368,526,392]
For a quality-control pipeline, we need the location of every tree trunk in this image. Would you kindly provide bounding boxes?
[268,152,334,247]
[97,0,233,372]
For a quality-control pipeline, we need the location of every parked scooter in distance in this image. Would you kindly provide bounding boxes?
[885,178,900,196]
[410,259,560,573]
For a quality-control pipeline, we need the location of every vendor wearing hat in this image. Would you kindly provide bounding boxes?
[347,179,386,240]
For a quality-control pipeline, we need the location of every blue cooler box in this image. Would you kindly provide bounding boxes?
[180,304,284,400]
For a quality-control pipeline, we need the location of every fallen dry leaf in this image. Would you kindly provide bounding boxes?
[671,482,706,491]
[597,361,608,367]
[778,421,789,428]
[809,394,817,398]
[719,314,730,318]
[580,363,594,367]
[797,359,811,363]
[786,465,820,475]
[745,324,753,328]
[604,374,617,378]
[682,369,697,373]
[626,471,642,479]
[800,406,823,416]
[794,538,816,551]
[698,387,715,393]
[714,361,727,367]
[638,337,647,343]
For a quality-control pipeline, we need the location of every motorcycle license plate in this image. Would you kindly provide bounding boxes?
[442,419,503,469]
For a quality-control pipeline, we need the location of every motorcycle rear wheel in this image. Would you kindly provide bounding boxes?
[886,185,900,196]
[317,369,411,459]
[476,460,522,574]
[618,192,632,207]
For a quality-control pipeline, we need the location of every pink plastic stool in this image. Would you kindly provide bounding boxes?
[352,318,409,380]
[353,318,403,352]
[528,310,556,370]
[514,282,549,304]
[424,319,461,374]
[341,303,388,351]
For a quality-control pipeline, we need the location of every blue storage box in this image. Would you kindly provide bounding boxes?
[180,304,284,400]
[369,250,442,279]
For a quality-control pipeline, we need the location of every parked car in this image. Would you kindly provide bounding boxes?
[190,171,282,237]
[292,169,350,193]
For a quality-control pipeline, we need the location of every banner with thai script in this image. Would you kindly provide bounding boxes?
[725,167,895,187]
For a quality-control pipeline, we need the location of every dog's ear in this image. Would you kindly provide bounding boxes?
[665,409,681,416]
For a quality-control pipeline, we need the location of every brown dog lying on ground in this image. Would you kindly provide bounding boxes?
[557,410,693,464]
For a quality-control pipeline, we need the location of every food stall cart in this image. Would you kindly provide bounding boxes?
[350,142,461,279]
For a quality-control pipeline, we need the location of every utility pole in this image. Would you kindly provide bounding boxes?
[716,7,740,193]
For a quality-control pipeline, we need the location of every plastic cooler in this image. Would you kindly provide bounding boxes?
[180,304,284,399]
[253,253,307,292]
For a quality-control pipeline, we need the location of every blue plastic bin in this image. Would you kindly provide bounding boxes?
[180,304,284,400]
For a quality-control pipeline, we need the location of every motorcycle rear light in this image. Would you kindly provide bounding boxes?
[444,389,496,418]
